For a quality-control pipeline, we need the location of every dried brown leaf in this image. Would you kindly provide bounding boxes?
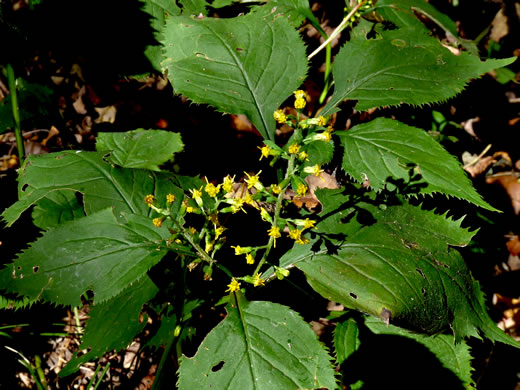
[506,236,520,256]
[486,173,520,214]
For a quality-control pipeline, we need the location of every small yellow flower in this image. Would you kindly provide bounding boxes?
[190,186,204,208]
[222,175,235,193]
[204,178,221,198]
[226,278,241,293]
[309,131,333,142]
[288,229,309,244]
[288,228,303,241]
[205,241,214,253]
[298,151,309,161]
[271,184,282,194]
[153,218,163,228]
[215,226,226,239]
[190,187,203,201]
[322,130,333,142]
[166,194,176,204]
[226,197,245,214]
[145,194,155,206]
[296,236,309,245]
[231,245,252,255]
[288,144,300,154]
[244,171,262,190]
[303,218,316,230]
[273,109,287,124]
[253,273,265,287]
[268,226,281,247]
[243,192,257,208]
[304,164,324,177]
[259,207,272,223]
[318,116,327,126]
[183,199,196,213]
[246,253,255,265]
[258,144,271,160]
[294,90,307,99]
[297,183,308,196]
[294,97,306,110]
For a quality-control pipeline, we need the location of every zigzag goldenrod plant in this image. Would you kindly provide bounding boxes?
[1,0,519,388]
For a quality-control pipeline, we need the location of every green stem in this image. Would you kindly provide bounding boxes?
[152,334,177,390]
[319,44,333,104]
[34,355,48,390]
[7,64,25,165]
[73,306,83,334]
[152,320,182,390]
[172,218,215,266]
[86,364,102,390]
[254,153,296,276]
[308,0,368,60]
[215,262,233,278]
[93,363,111,390]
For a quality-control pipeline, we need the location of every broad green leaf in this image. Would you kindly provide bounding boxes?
[210,0,235,8]
[279,201,520,347]
[305,140,334,166]
[374,0,478,54]
[257,0,319,29]
[337,117,496,210]
[96,129,183,170]
[365,316,475,388]
[2,151,183,227]
[312,186,378,238]
[376,0,458,38]
[60,276,159,377]
[141,0,181,16]
[179,0,209,15]
[31,190,85,230]
[320,28,515,115]
[162,9,308,140]
[0,208,170,306]
[140,0,181,70]
[178,293,336,389]
[334,319,361,365]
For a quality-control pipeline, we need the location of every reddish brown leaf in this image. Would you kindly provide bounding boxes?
[486,174,520,214]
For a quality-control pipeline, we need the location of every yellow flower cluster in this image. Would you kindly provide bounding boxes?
[267,226,281,247]
[222,175,235,193]
[258,144,271,160]
[297,183,307,196]
[226,278,241,293]
[293,90,308,110]
[253,273,265,287]
[273,109,287,124]
[288,144,300,155]
[144,194,155,206]
[204,179,221,198]
[288,228,309,245]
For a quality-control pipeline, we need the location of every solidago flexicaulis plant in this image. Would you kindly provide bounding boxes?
[1,0,519,388]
